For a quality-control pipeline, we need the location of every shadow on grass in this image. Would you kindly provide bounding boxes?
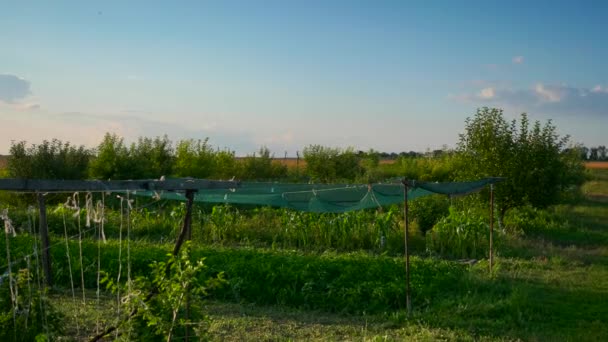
[419,269,608,341]
[200,266,608,342]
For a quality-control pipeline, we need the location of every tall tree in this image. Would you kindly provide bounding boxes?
[456,107,585,220]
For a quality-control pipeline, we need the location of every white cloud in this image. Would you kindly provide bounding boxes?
[0,74,31,102]
[452,83,608,116]
[592,85,608,94]
[478,87,495,99]
[534,84,563,102]
[0,102,40,111]
[512,56,524,64]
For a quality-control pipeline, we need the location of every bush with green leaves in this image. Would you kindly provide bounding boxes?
[303,145,362,182]
[239,146,287,180]
[0,267,64,342]
[409,195,450,235]
[8,139,91,180]
[101,243,226,341]
[89,133,174,180]
[426,207,492,259]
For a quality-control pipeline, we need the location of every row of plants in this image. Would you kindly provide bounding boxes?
[0,234,467,314]
[3,193,582,262]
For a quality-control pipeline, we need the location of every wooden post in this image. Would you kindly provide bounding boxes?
[296,151,300,178]
[182,190,196,342]
[172,190,196,257]
[38,193,52,287]
[489,184,494,273]
[402,180,412,315]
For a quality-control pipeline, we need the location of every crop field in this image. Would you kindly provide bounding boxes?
[0,169,605,341]
[0,126,606,341]
[586,161,608,169]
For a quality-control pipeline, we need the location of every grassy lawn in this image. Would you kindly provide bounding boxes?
[46,170,608,341]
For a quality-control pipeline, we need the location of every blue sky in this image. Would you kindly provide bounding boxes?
[1,1,607,155]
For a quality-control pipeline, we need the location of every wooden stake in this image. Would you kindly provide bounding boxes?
[172,190,196,257]
[38,193,52,287]
[403,180,412,315]
[183,190,195,342]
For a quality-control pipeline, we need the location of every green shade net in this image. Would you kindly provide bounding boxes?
[130,177,503,213]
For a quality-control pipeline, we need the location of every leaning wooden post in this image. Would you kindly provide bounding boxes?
[37,192,52,287]
[179,189,196,342]
[489,184,494,274]
[172,190,196,256]
[402,179,412,315]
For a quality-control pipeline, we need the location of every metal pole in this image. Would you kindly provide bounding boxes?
[38,193,52,287]
[403,180,412,315]
[489,184,494,273]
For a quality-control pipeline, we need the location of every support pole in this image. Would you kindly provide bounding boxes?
[489,184,494,274]
[38,193,52,287]
[172,190,196,257]
[180,190,196,342]
[402,180,412,315]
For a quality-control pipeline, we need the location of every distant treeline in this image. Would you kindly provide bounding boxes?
[577,145,608,161]
[3,133,461,183]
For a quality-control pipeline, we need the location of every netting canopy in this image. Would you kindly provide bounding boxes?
[132,177,503,213]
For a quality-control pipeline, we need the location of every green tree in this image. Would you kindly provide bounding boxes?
[303,145,362,182]
[129,135,174,179]
[173,138,239,179]
[240,146,287,180]
[456,107,585,221]
[8,139,91,179]
[90,134,175,179]
[88,133,133,179]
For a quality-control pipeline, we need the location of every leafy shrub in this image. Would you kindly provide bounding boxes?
[239,147,288,180]
[505,206,596,245]
[0,265,64,341]
[409,195,450,235]
[426,207,491,259]
[8,139,91,179]
[303,145,362,182]
[503,205,571,239]
[200,249,464,313]
[101,243,226,341]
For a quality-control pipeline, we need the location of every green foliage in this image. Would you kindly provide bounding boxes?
[101,243,226,341]
[88,133,133,179]
[303,145,362,182]
[128,136,174,179]
[0,266,64,341]
[456,107,586,219]
[197,205,424,255]
[426,207,492,259]
[503,205,569,237]
[239,146,287,180]
[380,152,461,182]
[409,195,450,235]
[202,249,465,313]
[174,138,237,179]
[8,139,91,179]
[89,133,174,180]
